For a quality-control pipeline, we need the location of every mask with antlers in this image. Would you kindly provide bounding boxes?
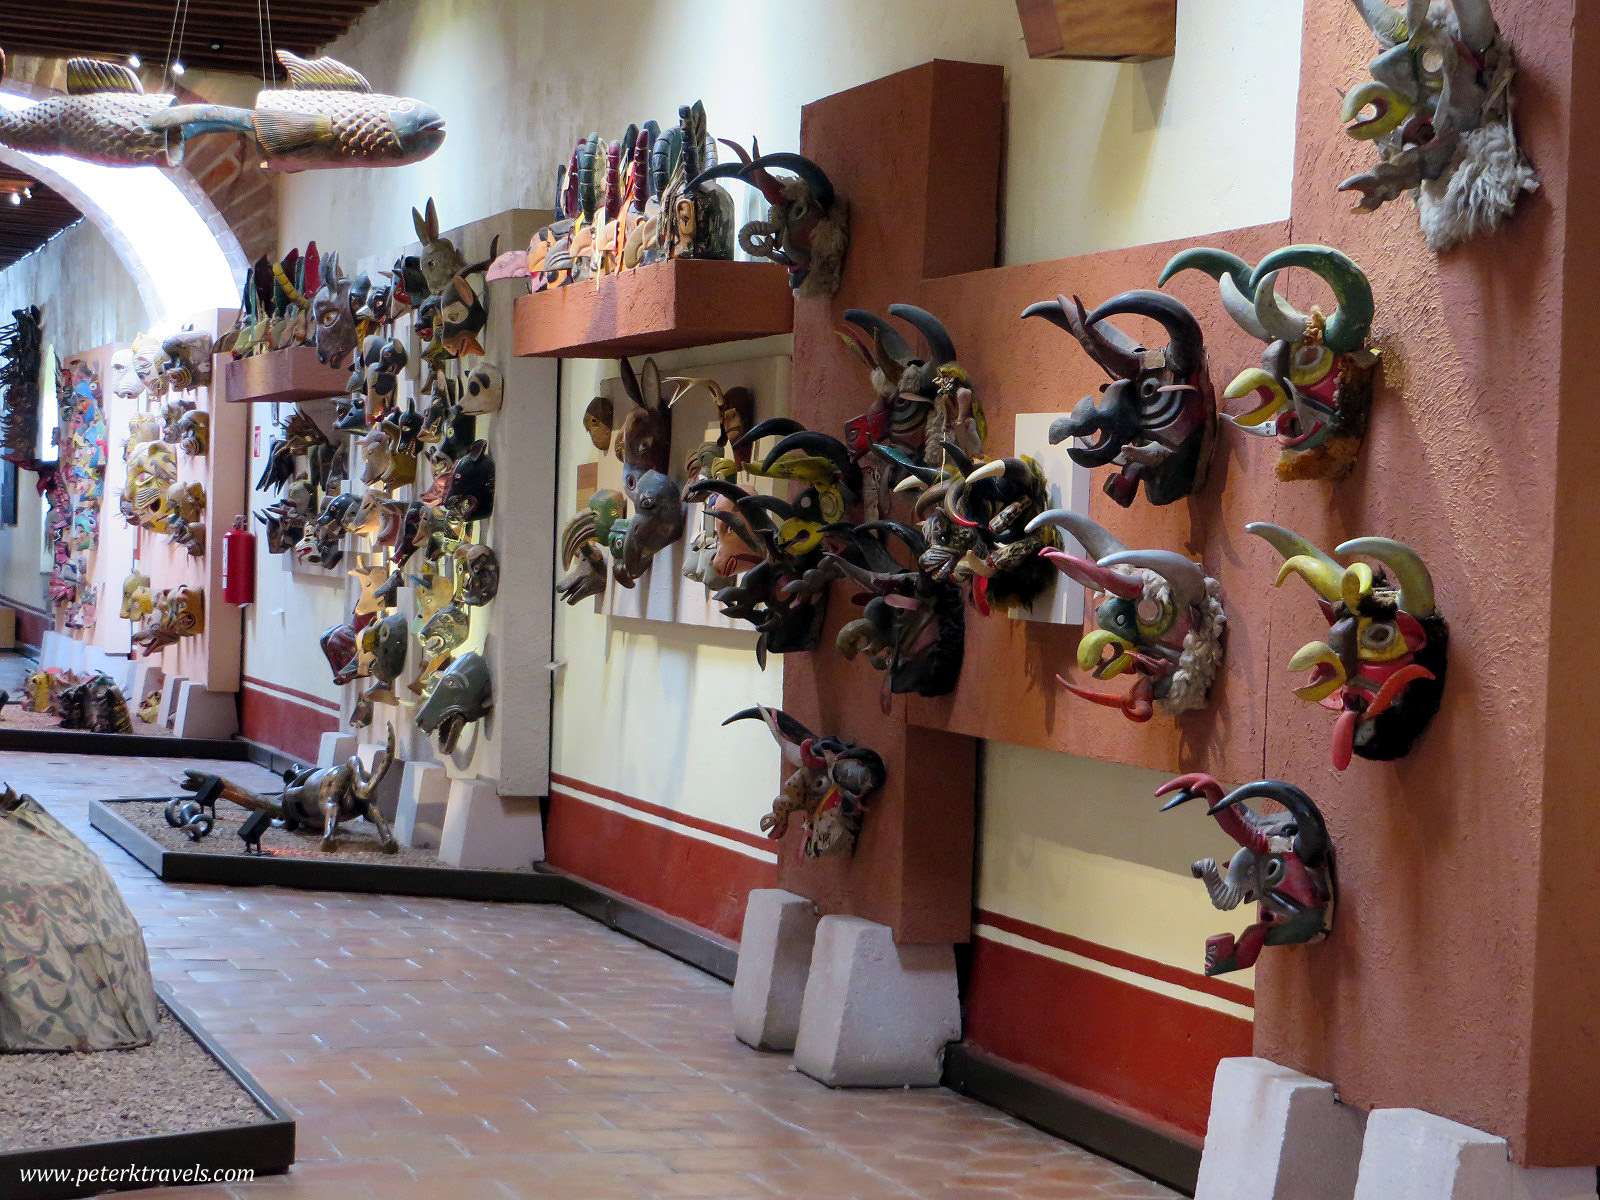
[1162,244,1377,481]
[1251,523,1447,769]
[1027,509,1226,722]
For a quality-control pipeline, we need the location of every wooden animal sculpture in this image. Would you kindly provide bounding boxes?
[1249,523,1447,770]
[0,53,181,167]
[1023,290,1215,508]
[148,50,445,172]
[1340,0,1537,249]
[312,252,358,368]
[1156,773,1335,977]
[1162,244,1378,481]
[615,358,673,491]
[181,725,399,854]
[723,706,886,858]
[558,491,626,606]
[607,470,685,586]
[1027,509,1226,722]
[415,652,492,753]
[692,141,849,297]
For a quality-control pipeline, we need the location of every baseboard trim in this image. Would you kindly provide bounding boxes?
[942,1043,1201,1196]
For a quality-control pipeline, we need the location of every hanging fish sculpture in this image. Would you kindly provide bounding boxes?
[0,53,182,167]
[148,50,445,173]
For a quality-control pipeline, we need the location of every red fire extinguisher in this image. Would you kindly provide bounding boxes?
[223,515,256,605]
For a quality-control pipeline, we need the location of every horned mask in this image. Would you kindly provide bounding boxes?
[1250,523,1447,769]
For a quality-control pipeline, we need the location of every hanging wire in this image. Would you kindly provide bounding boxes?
[256,0,268,86]
[264,0,276,78]
[160,0,183,89]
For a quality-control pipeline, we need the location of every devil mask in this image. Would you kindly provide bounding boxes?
[1251,522,1447,769]
[691,144,849,298]
[1162,244,1378,481]
[443,440,495,521]
[1157,773,1335,977]
[1022,290,1214,507]
[1341,0,1538,251]
[724,706,886,858]
[1029,509,1226,722]
[416,650,493,753]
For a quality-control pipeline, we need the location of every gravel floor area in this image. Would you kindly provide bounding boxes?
[111,799,539,871]
[0,706,171,737]
[0,1006,268,1153]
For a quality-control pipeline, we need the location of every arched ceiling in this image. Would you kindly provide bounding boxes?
[0,0,380,76]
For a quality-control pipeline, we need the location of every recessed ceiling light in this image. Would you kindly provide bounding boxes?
[171,61,186,77]
[127,54,142,69]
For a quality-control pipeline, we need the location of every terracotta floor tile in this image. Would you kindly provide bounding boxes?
[4,751,1185,1200]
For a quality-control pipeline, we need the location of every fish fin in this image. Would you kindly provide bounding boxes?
[66,57,144,95]
[146,103,254,135]
[252,109,336,156]
[275,50,371,93]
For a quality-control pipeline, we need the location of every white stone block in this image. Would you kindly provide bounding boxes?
[733,889,819,1052]
[125,663,163,714]
[317,732,358,768]
[172,682,238,740]
[158,674,188,726]
[1196,1057,1365,1200]
[1355,1108,1596,1200]
[792,915,960,1088]
[393,762,450,850]
[38,631,64,671]
[436,779,544,870]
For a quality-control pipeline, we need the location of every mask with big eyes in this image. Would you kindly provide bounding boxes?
[1030,509,1226,722]
[460,363,503,414]
[1250,523,1447,770]
[438,277,487,358]
[453,542,500,606]
[130,333,169,398]
[311,252,357,368]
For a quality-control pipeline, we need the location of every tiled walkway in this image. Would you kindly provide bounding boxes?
[8,750,1178,1200]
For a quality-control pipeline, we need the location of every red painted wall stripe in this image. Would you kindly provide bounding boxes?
[550,771,776,854]
[240,682,339,762]
[546,789,777,941]
[975,909,1254,1009]
[241,674,341,713]
[964,934,1252,1139]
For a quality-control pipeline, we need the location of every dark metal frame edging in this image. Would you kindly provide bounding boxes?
[0,728,250,759]
[0,983,295,1200]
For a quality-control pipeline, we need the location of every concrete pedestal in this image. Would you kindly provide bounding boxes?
[317,732,358,768]
[123,661,163,713]
[1354,1109,1597,1200]
[393,762,450,850]
[1196,1057,1366,1200]
[792,915,959,1087]
[436,779,544,870]
[172,682,238,740]
[733,889,820,1052]
[157,674,187,726]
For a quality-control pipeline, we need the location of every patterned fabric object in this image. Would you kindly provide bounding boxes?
[0,788,158,1051]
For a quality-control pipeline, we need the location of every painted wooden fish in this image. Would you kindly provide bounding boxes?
[149,50,444,173]
[0,51,182,167]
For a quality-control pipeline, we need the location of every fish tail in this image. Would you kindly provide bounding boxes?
[147,103,255,137]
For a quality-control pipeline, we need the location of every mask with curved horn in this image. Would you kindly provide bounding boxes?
[1030,511,1225,722]
[1163,243,1379,480]
[1339,0,1536,250]
[1155,773,1334,977]
[1248,522,1447,769]
[690,143,850,297]
[723,705,886,858]
[1022,289,1216,508]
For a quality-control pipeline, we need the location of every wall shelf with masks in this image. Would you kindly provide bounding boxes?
[222,345,351,405]
[512,258,794,359]
[1014,0,1175,62]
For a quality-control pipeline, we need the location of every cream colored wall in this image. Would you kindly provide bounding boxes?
[266,0,1304,932]
[0,220,148,614]
[287,0,1302,268]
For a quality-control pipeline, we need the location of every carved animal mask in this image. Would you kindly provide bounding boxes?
[1162,245,1377,481]
[160,329,215,390]
[443,439,495,521]
[724,706,886,858]
[1028,509,1226,722]
[615,358,672,492]
[583,396,614,452]
[415,650,492,752]
[1023,290,1215,508]
[120,571,153,620]
[176,409,209,456]
[130,333,168,398]
[312,252,357,367]
[1157,774,1334,977]
[1341,0,1538,251]
[611,470,684,585]
[460,362,503,414]
[1251,523,1447,770]
[692,144,849,298]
